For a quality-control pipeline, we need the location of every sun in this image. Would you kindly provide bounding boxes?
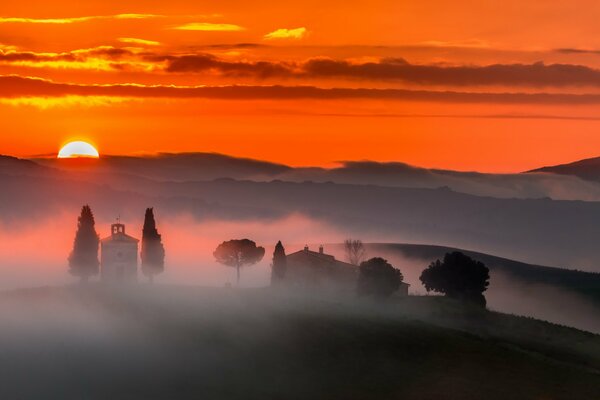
[57,141,100,159]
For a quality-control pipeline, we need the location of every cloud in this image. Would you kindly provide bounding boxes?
[164,54,600,88]
[201,43,266,49]
[0,14,162,24]
[6,44,600,89]
[5,74,600,105]
[300,58,600,87]
[555,48,600,55]
[164,54,292,77]
[0,46,157,71]
[416,39,490,49]
[0,95,133,109]
[0,43,17,51]
[264,27,308,40]
[172,23,245,32]
[118,38,161,46]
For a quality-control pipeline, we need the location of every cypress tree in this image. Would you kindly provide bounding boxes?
[141,208,165,283]
[271,241,287,285]
[68,205,100,282]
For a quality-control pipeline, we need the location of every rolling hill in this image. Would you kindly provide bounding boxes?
[530,156,600,181]
[369,243,600,302]
[24,152,600,201]
[0,285,598,400]
[365,243,600,333]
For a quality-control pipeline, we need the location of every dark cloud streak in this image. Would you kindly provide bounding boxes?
[5,75,600,104]
[6,45,600,88]
[165,55,600,88]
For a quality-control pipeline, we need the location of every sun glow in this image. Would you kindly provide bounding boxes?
[57,141,100,158]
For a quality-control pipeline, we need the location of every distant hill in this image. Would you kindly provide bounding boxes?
[0,286,597,399]
[530,156,600,181]
[0,155,52,175]
[32,152,292,182]
[26,152,600,201]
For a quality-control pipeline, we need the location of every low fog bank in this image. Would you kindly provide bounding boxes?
[486,270,600,333]
[283,162,600,202]
[1,214,599,333]
[28,153,600,201]
[0,285,598,399]
[0,213,342,290]
[4,168,600,271]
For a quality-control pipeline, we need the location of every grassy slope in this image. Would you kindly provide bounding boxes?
[369,243,600,303]
[0,286,598,400]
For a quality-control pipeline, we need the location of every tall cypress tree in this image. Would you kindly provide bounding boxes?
[271,240,287,285]
[68,205,100,282]
[141,207,165,283]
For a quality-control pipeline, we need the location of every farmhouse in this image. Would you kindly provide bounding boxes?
[284,245,409,295]
[285,245,356,289]
[100,222,139,282]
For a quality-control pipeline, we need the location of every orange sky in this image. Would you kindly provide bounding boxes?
[3,1,600,171]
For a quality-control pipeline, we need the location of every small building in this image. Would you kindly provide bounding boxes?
[285,245,357,290]
[100,223,139,282]
[284,245,409,295]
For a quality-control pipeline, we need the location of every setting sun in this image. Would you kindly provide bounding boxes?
[57,141,99,159]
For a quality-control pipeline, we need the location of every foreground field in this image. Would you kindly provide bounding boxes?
[0,286,598,400]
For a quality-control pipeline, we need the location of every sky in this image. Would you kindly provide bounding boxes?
[3,1,600,171]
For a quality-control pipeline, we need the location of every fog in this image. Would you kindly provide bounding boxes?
[0,209,598,398]
[0,212,349,289]
[1,213,598,334]
[356,246,600,334]
[0,285,597,399]
[6,156,600,271]
[31,154,600,202]
[486,270,600,333]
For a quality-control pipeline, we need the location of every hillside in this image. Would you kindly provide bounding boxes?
[0,286,598,400]
[530,156,600,182]
[369,243,600,303]
[30,152,600,201]
[366,243,600,333]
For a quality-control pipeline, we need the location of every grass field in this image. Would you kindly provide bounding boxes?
[0,285,598,400]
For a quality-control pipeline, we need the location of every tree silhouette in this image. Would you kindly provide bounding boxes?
[344,238,366,266]
[420,252,490,307]
[141,208,165,283]
[214,239,265,285]
[68,205,99,282]
[271,240,287,285]
[357,257,404,298]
